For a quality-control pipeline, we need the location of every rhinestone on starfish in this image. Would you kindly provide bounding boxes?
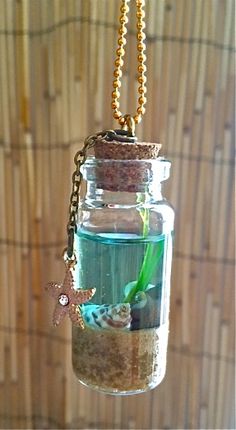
[45,267,96,328]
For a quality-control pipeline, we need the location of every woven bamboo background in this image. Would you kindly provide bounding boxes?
[0,0,235,429]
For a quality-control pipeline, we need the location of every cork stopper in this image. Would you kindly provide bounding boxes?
[94,138,162,160]
[93,137,162,192]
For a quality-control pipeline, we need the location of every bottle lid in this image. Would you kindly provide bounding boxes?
[92,134,164,192]
[94,137,162,160]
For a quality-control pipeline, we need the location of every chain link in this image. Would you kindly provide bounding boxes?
[65,130,115,259]
[111,0,147,130]
[66,134,99,258]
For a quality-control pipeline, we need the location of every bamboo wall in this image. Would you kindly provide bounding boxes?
[0,0,235,429]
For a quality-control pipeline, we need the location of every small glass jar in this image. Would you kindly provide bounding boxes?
[72,156,174,395]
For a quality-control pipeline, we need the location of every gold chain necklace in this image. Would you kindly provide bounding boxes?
[111,0,147,134]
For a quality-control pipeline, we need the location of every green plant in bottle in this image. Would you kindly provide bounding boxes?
[124,193,164,304]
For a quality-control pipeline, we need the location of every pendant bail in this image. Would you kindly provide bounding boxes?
[121,114,136,136]
[63,238,77,268]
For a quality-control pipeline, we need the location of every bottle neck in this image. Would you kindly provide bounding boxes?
[85,181,163,205]
[81,156,171,204]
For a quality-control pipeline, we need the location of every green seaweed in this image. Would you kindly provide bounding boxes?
[124,195,164,303]
[138,202,149,237]
[124,241,164,303]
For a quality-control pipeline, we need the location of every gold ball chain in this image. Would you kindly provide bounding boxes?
[111,0,147,131]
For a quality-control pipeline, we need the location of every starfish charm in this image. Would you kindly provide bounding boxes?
[45,267,96,328]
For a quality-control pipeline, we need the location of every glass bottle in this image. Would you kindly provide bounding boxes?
[72,154,174,395]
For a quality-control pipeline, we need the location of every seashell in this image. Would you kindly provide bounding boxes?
[130,283,162,330]
[83,303,131,330]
